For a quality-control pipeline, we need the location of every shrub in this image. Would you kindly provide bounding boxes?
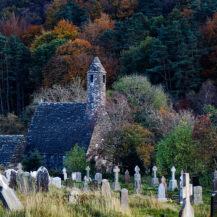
[22,150,43,172]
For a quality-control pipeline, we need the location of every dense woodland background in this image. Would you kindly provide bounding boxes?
[0,0,217,182]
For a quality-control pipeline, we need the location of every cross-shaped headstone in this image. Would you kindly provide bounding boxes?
[179,173,194,217]
[171,166,176,180]
[86,166,90,179]
[62,168,67,181]
[17,163,23,172]
[113,166,120,183]
[153,166,157,178]
[135,166,140,174]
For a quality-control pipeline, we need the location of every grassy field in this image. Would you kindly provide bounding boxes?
[0,182,211,217]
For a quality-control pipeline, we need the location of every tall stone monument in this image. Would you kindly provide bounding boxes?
[101,179,111,199]
[134,166,142,194]
[62,168,67,181]
[86,166,91,182]
[168,166,178,191]
[158,176,167,202]
[151,166,159,186]
[112,166,120,191]
[179,170,184,204]
[179,173,194,217]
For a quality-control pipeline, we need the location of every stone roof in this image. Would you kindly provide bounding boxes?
[26,102,94,155]
[0,135,24,166]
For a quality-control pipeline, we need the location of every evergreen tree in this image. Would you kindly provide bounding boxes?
[57,0,88,27]
[139,0,163,18]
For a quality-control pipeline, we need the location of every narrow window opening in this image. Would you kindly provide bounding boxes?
[90,75,93,82]
[103,75,106,83]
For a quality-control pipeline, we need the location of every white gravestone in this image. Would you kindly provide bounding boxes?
[134,166,142,194]
[151,166,159,186]
[0,174,23,210]
[72,172,77,181]
[158,176,167,202]
[83,176,89,192]
[179,170,184,204]
[62,168,67,181]
[95,173,102,184]
[30,171,37,179]
[179,173,194,217]
[193,186,203,205]
[101,179,111,199]
[76,172,82,182]
[120,188,128,209]
[168,166,178,191]
[112,166,120,191]
[17,163,23,173]
[51,177,61,188]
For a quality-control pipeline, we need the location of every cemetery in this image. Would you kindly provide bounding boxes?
[0,164,213,217]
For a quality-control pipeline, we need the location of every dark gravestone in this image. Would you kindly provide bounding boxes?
[192,176,200,186]
[9,171,17,190]
[66,179,73,188]
[90,180,98,191]
[36,167,49,192]
[211,193,217,217]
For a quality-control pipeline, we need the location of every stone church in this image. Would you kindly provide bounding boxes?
[0,57,110,170]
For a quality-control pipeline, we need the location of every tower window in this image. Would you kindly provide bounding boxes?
[90,75,93,83]
[103,75,106,83]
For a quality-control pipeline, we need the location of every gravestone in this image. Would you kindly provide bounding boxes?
[62,168,67,181]
[134,166,142,194]
[68,188,81,204]
[0,174,23,210]
[83,176,89,192]
[17,172,35,193]
[86,166,91,182]
[168,166,178,191]
[17,163,23,173]
[4,169,17,190]
[125,170,130,184]
[211,193,217,217]
[151,166,159,186]
[36,166,49,192]
[158,177,167,202]
[213,170,217,193]
[120,188,128,209]
[72,172,77,181]
[112,166,120,191]
[179,170,184,205]
[101,179,111,199]
[66,178,73,188]
[90,180,98,191]
[30,171,37,179]
[193,186,203,205]
[179,173,194,217]
[51,177,61,188]
[76,172,82,182]
[95,173,102,184]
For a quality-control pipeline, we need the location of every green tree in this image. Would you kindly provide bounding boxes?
[57,0,88,27]
[64,144,88,174]
[22,150,43,172]
[156,123,198,176]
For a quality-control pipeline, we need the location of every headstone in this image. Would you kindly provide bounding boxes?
[36,166,49,192]
[0,174,23,210]
[76,172,82,182]
[112,166,120,191]
[101,179,111,199]
[83,176,89,192]
[51,177,61,188]
[17,163,23,173]
[193,186,203,205]
[17,172,35,193]
[179,170,184,205]
[168,166,178,191]
[30,171,37,179]
[66,178,73,188]
[4,169,17,190]
[90,180,98,191]
[151,166,159,186]
[125,170,130,184]
[95,173,102,184]
[68,188,81,204]
[213,170,217,193]
[211,193,217,217]
[62,168,67,181]
[120,188,128,209]
[179,173,194,217]
[134,166,142,194]
[85,166,91,182]
[158,177,167,202]
[72,172,77,181]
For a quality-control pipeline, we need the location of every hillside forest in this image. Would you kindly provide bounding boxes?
[0,0,217,182]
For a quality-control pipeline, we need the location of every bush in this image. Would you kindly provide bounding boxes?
[64,144,88,174]
[22,150,43,172]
